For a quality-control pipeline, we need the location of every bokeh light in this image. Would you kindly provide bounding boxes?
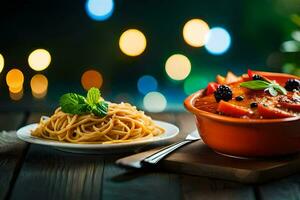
[6,69,24,90]
[143,92,167,113]
[282,63,296,74]
[81,69,103,90]
[28,49,51,71]
[281,41,300,52]
[119,29,147,56]
[0,54,4,73]
[137,75,158,95]
[184,75,208,95]
[165,54,191,80]
[183,19,210,47]
[9,89,23,101]
[85,0,114,21]
[9,85,23,93]
[291,31,300,42]
[205,27,231,55]
[30,74,48,99]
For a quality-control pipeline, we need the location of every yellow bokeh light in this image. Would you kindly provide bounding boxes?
[28,49,51,71]
[81,69,103,91]
[6,69,24,89]
[183,19,210,47]
[9,86,23,93]
[0,54,4,73]
[30,74,48,99]
[119,29,147,56]
[9,88,23,101]
[165,54,191,80]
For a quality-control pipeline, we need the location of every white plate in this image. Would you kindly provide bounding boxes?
[16,120,179,154]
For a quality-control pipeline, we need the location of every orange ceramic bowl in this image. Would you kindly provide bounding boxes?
[184,72,300,157]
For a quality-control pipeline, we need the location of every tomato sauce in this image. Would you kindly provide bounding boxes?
[194,72,300,119]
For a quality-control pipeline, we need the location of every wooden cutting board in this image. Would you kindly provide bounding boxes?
[159,140,300,183]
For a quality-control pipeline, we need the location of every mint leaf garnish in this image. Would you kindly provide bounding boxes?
[59,88,108,117]
[86,87,101,105]
[59,93,88,114]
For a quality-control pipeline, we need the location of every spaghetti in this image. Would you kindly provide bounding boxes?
[31,102,164,144]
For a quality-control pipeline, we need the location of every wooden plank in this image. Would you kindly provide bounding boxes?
[102,157,181,200]
[257,174,300,200]
[181,176,256,200]
[0,112,27,200]
[10,145,105,200]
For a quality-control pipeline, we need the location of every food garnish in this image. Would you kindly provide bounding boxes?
[214,85,233,102]
[285,79,300,91]
[252,74,263,81]
[240,80,287,97]
[59,87,108,117]
[235,96,244,101]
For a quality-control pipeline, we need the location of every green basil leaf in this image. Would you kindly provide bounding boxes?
[59,93,88,114]
[86,87,101,105]
[240,80,270,90]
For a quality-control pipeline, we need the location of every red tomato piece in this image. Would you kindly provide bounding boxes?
[247,69,254,79]
[217,100,252,117]
[206,82,219,96]
[257,104,295,119]
[278,102,300,111]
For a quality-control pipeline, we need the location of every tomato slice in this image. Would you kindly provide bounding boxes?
[206,82,219,96]
[247,69,254,79]
[278,102,300,111]
[217,100,252,117]
[257,104,295,119]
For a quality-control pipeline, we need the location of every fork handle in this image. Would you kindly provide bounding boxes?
[142,139,194,165]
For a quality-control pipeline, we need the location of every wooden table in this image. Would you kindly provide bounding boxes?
[1,111,299,200]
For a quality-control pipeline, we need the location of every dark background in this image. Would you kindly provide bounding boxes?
[0,0,299,112]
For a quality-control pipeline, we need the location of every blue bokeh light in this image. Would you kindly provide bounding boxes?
[85,0,114,21]
[137,75,158,95]
[205,27,231,55]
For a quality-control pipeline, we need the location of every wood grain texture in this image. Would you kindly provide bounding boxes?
[181,176,255,200]
[0,112,27,200]
[257,174,300,200]
[10,145,105,200]
[102,158,182,200]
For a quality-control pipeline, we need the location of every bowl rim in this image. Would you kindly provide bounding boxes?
[184,89,300,125]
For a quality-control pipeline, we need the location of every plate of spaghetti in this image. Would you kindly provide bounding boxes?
[16,88,179,154]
